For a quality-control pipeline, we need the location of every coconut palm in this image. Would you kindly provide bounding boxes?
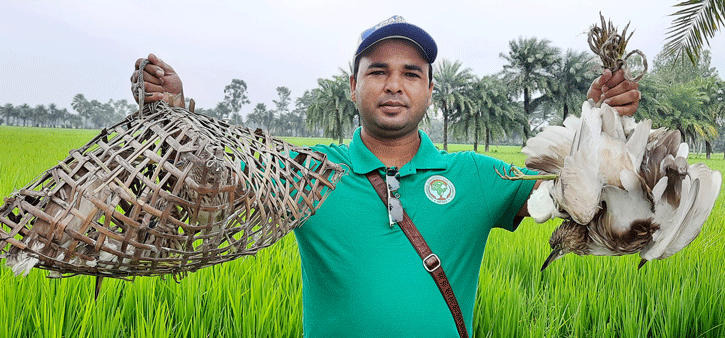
[48,103,61,128]
[246,103,276,131]
[500,37,560,144]
[640,73,721,158]
[306,74,357,144]
[664,0,725,65]
[72,94,91,128]
[432,59,474,151]
[17,104,32,127]
[1,103,14,125]
[661,82,714,149]
[539,50,596,124]
[451,76,523,152]
[448,80,478,148]
[695,77,725,158]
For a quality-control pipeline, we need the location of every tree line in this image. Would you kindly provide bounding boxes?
[305,38,725,158]
[2,38,724,158]
[1,95,138,129]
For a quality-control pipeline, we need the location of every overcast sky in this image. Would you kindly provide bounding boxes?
[2,0,724,119]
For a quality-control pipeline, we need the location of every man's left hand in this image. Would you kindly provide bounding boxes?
[587,69,641,116]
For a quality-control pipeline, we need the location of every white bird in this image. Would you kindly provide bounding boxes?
[500,99,721,270]
[4,171,112,277]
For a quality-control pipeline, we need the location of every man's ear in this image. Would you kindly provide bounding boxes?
[350,75,357,102]
[427,80,434,106]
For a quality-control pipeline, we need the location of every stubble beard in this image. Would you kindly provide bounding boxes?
[360,110,424,141]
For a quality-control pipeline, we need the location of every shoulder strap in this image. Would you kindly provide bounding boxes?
[366,171,469,338]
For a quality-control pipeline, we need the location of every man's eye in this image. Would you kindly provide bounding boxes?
[370,71,385,75]
[406,73,421,78]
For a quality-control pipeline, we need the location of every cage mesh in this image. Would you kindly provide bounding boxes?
[0,101,345,280]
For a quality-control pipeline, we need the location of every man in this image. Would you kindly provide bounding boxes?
[131,16,640,338]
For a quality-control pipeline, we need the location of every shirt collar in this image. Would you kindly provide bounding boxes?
[348,127,448,176]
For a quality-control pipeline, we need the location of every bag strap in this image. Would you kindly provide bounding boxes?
[366,171,469,338]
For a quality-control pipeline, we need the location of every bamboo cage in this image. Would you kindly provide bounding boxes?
[0,101,345,280]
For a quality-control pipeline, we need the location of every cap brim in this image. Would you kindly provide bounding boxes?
[354,22,437,64]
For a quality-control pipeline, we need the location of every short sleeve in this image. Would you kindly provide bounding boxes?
[471,154,537,232]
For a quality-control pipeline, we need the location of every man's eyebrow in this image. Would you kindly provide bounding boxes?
[365,62,424,72]
[367,62,388,69]
[404,64,424,72]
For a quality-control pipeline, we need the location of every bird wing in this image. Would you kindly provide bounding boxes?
[640,162,722,261]
[551,101,602,224]
[597,104,650,187]
[624,118,651,174]
[523,116,579,175]
[600,103,626,141]
[640,130,681,190]
[527,180,562,223]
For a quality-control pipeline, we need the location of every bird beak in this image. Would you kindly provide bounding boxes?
[541,248,563,271]
[637,258,648,270]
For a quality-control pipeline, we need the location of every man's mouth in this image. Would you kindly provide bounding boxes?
[380,101,406,112]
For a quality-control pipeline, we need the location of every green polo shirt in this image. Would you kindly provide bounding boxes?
[294,128,536,337]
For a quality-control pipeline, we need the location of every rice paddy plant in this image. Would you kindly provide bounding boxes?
[1,125,723,337]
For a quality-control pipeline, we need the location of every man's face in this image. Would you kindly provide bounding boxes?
[350,39,434,140]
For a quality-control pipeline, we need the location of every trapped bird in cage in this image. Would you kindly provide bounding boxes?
[496,13,722,271]
[0,78,345,294]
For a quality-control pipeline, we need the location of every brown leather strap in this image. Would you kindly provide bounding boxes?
[366,171,468,338]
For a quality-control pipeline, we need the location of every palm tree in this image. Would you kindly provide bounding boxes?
[18,104,32,126]
[500,37,560,144]
[694,77,724,158]
[246,103,276,131]
[32,104,47,127]
[664,0,725,65]
[541,50,596,123]
[638,46,724,158]
[48,103,64,128]
[66,111,82,129]
[468,76,527,152]
[1,103,14,125]
[449,80,478,148]
[85,100,104,129]
[293,90,315,137]
[59,108,71,128]
[483,76,527,152]
[72,94,90,128]
[645,79,716,155]
[432,59,474,151]
[306,74,357,144]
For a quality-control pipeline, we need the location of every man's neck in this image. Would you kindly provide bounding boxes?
[360,128,421,169]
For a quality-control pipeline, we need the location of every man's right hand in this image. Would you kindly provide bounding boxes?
[131,54,185,107]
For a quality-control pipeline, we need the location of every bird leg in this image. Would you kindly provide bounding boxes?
[494,164,558,181]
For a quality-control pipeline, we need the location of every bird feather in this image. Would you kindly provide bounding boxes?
[523,125,575,175]
[641,163,722,260]
[553,106,601,224]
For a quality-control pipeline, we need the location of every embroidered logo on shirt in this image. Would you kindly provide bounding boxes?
[424,175,455,204]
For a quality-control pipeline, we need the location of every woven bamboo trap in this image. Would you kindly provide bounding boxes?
[0,101,344,280]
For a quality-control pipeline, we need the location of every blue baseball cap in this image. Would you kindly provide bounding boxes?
[354,15,437,64]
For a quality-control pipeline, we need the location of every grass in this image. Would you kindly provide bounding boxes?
[1,125,724,337]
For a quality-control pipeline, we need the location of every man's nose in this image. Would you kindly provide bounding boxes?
[384,72,403,93]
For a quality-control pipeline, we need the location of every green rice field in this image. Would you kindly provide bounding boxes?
[1,125,724,337]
